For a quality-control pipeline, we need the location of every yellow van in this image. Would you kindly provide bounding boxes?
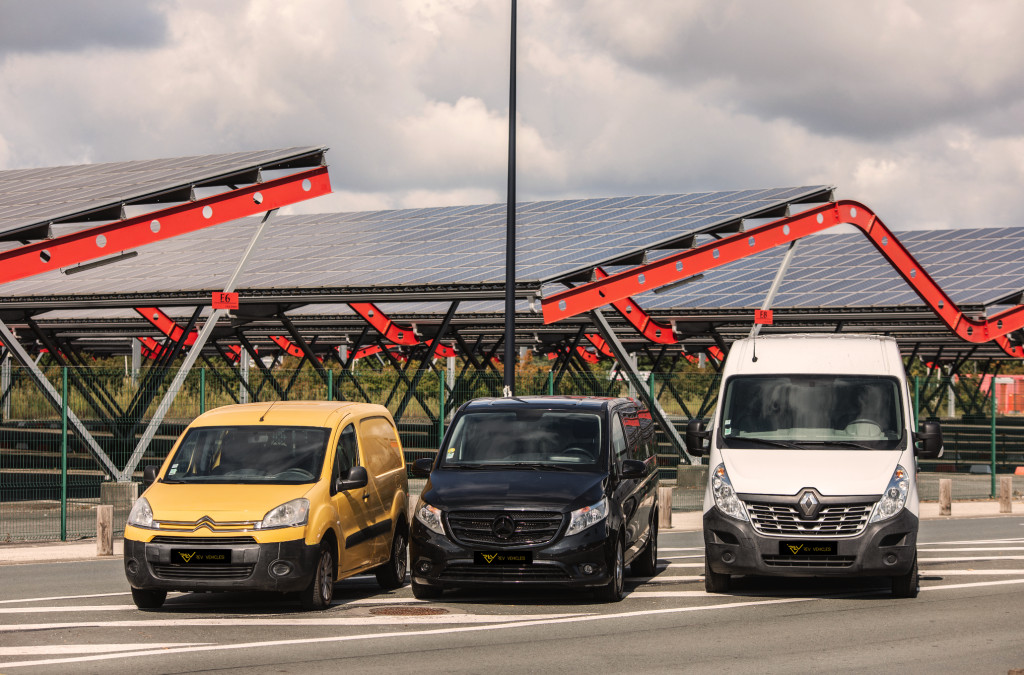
[123,401,409,610]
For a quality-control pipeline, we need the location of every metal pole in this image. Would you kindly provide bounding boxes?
[503,0,517,397]
[60,366,68,541]
[914,375,920,428]
[750,240,800,338]
[991,387,997,498]
[439,372,446,440]
[328,368,334,401]
[200,367,206,415]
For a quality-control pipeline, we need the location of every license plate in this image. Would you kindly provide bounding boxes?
[171,549,231,565]
[778,541,838,556]
[474,551,533,565]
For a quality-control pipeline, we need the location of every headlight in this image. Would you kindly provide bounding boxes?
[565,497,608,536]
[415,501,445,535]
[258,498,309,530]
[127,497,154,528]
[711,464,748,521]
[869,465,910,523]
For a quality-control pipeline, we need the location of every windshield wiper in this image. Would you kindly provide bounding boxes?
[792,440,875,450]
[490,462,573,471]
[726,436,803,449]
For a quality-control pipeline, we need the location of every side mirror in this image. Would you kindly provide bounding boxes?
[142,465,158,490]
[685,419,709,457]
[915,420,943,459]
[336,465,369,492]
[410,457,434,478]
[620,459,646,480]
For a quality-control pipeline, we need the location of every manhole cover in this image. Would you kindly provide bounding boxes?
[369,606,449,616]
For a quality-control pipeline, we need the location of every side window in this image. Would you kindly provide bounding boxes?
[358,416,403,476]
[637,409,655,461]
[333,424,358,484]
[610,414,629,468]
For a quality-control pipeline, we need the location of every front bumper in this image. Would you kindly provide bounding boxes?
[703,507,919,578]
[409,518,615,590]
[123,536,320,593]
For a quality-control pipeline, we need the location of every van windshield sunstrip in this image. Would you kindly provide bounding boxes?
[719,375,904,450]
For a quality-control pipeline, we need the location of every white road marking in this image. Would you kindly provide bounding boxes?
[916,547,1024,552]
[917,555,1024,562]
[919,569,1024,575]
[666,562,703,569]
[0,592,131,605]
[0,644,208,656]
[0,596,821,669]
[625,591,710,598]
[657,547,704,552]
[919,578,1024,591]
[920,538,1024,546]
[0,613,587,632]
[0,605,136,614]
[661,555,703,560]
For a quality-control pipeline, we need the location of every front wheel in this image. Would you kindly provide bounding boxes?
[300,541,335,611]
[374,527,408,590]
[704,550,731,593]
[411,579,443,600]
[595,539,625,602]
[130,587,166,610]
[891,554,919,598]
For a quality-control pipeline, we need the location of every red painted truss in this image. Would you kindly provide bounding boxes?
[593,268,677,344]
[0,166,330,286]
[542,201,1024,359]
[349,302,457,357]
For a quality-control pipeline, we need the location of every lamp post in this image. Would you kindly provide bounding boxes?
[503,0,517,397]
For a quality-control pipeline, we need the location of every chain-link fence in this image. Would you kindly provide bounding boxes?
[2,361,1022,541]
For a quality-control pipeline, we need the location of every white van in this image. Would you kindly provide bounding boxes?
[684,334,942,598]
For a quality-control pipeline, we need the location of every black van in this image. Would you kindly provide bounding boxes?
[408,396,660,601]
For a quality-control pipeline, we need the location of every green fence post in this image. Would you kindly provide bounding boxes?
[547,370,554,396]
[991,388,997,498]
[439,373,446,440]
[200,368,206,414]
[649,371,655,403]
[328,368,334,401]
[60,366,68,542]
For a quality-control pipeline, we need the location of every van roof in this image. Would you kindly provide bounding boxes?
[724,334,902,377]
[461,395,635,413]
[189,400,388,428]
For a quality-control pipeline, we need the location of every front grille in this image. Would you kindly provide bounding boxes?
[440,564,571,582]
[152,564,255,580]
[762,555,856,568]
[446,510,563,547]
[150,536,257,545]
[747,503,872,538]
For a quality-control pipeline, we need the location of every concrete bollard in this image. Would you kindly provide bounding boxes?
[1000,476,1013,514]
[658,486,673,530]
[96,504,114,556]
[939,478,952,516]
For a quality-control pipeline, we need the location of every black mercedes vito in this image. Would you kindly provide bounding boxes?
[409,395,660,602]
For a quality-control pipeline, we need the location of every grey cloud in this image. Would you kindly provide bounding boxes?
[0,0,168,55]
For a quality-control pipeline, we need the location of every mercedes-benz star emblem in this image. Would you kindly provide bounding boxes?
[798,490,820,518]
[491,514,517,540]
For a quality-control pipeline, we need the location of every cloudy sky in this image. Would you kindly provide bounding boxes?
[1,0,1022,231]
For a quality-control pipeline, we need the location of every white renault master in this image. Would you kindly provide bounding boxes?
[685,334,942,598]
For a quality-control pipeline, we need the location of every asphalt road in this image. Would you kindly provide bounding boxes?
[1,517,1023,674]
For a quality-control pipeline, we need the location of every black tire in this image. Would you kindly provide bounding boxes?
[704,550,731,593]
[891,554,919,598]
[374,526,409,590]
[630,516,658,577]
[595,539,625,602]
[130,587,166,610]
[411,579,443,600]
[300,541,335,611]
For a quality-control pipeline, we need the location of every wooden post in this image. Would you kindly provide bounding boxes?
[658,486,673,529]
[939,478,952,516]
[96,504,114,556]
[999,476,1013,514]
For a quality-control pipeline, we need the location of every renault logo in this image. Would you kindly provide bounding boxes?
[491,514,517,540]
[798,490,820,519]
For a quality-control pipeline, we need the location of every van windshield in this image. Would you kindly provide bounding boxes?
[163,426,331,484]
[440,410,604,471]
[719,375,905,450]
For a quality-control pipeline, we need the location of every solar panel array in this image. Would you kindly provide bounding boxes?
[0,146,325,241]
[0,186,833,298]
[633,226,1024,312]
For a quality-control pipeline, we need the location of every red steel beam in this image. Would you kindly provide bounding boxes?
[349,302,457,357]
[0,166,331,286]
[593,267,676,344]
[542,201,1024,358]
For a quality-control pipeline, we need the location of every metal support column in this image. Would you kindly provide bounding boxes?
[750,240,800,338]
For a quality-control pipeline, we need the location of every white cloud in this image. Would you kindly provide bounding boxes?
[0,0,1022,232]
